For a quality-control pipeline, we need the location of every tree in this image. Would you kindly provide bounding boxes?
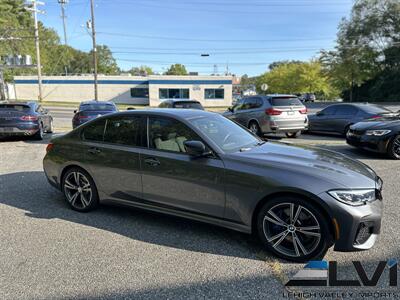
[164,64,187,75]
[91,45,120,75]
[129,65,154,76]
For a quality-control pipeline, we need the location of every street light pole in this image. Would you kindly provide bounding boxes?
[89,0,98,101]
[26,0,45,102]
[58,0,68,46]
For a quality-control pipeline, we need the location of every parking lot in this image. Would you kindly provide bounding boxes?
[1,106,399,299]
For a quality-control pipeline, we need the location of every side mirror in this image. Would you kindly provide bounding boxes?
[73,110,77,114]
[316,111,323,116]
[184,140,212,158]
[228,107,233,112]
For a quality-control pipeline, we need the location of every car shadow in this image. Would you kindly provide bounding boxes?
[0,171,275,262]
[0,133,53,145]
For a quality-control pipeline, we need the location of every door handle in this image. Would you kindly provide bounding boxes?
[88,147,101,154]
[144,157,160,166]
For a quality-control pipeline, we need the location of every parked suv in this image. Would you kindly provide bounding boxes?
[223,95,308,137]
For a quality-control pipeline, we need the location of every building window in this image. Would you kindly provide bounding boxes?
[159,88,189,99]
[205,88,224,99]
[130,87,149,98]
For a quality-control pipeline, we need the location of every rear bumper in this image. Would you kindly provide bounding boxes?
[0,123,39,136]
[318,192,383,252]
[260,117,308,133]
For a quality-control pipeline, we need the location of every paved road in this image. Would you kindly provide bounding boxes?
[0,132,399,299]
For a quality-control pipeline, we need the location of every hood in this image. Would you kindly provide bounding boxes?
[228,141,377,188]
[351,117,400,131]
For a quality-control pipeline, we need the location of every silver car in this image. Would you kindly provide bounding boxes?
[224,95,308,138]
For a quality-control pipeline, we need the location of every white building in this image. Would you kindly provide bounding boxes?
[13,75,233,107]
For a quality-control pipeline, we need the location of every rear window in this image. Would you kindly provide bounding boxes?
[173,102,203,109]
[80,103,116,111]
[0,104,31,112]
[360,105,392,114]
[269,97,303,107]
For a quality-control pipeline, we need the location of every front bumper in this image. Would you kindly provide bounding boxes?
[346,132,391,154]
[0,123,40,136]
[318,191,383,252]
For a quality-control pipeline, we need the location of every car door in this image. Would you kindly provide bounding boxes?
[37,105,51,130]
[310,106,337,132]
[330,105,358,133]
[233,97,252,126]
[140,116,226,218]
[81,115,145,201]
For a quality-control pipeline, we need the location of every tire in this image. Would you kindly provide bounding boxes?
[61,167,99,212]
[33,123,44,140]
[388,135,400,160]
[285,131,300,138]
[343,125,352,137]
[47,119,54,133]
[248,121,262,137]
[256,196,331,262]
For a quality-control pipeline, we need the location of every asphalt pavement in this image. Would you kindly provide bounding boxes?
[1,110,400,299]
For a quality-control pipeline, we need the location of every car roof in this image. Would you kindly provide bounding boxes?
[79,101,116,106]
[1,101,35,107]
[162,99,200,103]
[242,94,297,99]
[326,103,385,108]
[115,108,216,120]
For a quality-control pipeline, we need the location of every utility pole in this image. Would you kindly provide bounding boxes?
[89,0,98,101]
[58,0,68,46]
[26,0,45,102]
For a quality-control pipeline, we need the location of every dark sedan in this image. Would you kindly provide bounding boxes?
[72,101,117,129]
[158,99,204,110]
[44,109,383,262]
[346,115,400,159]
[0,102,53,140]
[308,103,394,135]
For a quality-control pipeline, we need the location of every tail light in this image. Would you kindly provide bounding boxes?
[46,143,54,153]
[299,108,308,114]
[78,115,90,119]
[20,115,38,121]
[265,108,282,115]
[370,115,382,119]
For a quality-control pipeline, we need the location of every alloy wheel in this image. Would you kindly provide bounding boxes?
[249,123,260,136]
[263,203,321,258]
[391,136,400,159]
[64,171,93,209]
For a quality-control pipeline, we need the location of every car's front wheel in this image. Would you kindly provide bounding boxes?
[388,135,400,160]
[248,121,262,137]
[62,167,99,212]
[256,196,331,262]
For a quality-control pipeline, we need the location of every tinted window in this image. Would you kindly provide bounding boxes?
[82,119,106,141]
[0,104,31,112]
[205,89,224,99]
[335,105,358,116]
[159,88,189,99]
[173,101,204,110]
[130,88,149,98]
[103,116,142,146]
[148,117,201,153]
[80,103,116,111]
[269,97,302,106]
[360,105,393,114]
[246,97,262,109]
[320,106,337,115]
[189,114,260,153]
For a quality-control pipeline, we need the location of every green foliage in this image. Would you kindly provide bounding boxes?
[129,65,154,76]
[91,45,120,75]
[257,61,338,98]
[164,64,188,75]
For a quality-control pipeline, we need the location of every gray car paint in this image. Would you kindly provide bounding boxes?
[43,109,382,252]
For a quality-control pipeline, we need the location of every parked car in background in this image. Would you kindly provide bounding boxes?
[223,94,308,138]
[158,99,204,110]
[44,109,383,262]
[0,102,53,140]
[308,103,395,136]
[300,93,316,102]
[72,101,117,129]
[346,114,400,159]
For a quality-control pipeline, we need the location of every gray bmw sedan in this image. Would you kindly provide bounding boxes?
[43,109,383,262]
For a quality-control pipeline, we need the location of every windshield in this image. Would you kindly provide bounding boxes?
[269,97,303,106]
[174,102,204,110]
[80,104,116,111]
[188,114,261,153]
[361,105,393,114]
[0,104,31,112]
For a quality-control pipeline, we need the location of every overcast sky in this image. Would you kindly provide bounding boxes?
[42,0,353,76]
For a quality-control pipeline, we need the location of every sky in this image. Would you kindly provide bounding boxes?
[41,0,354,76]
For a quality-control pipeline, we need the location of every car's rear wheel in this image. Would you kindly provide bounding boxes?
[47,119,53,133]
[388,135,400,160]
[285,131,300,138]
[62,167,99,212]
[256,196,331,262]
[248,121,262,137]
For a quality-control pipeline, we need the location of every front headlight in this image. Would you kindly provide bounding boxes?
[328,189,376,206]
[365,130,391,136]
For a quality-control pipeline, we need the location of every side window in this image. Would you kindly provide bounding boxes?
[256,98,264,108]
[148,117,201,153]
[103,116,142,146]
[336,106,357,116]
[321,106,337,116]
[238,98,251,110]
[82,119,106,142]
